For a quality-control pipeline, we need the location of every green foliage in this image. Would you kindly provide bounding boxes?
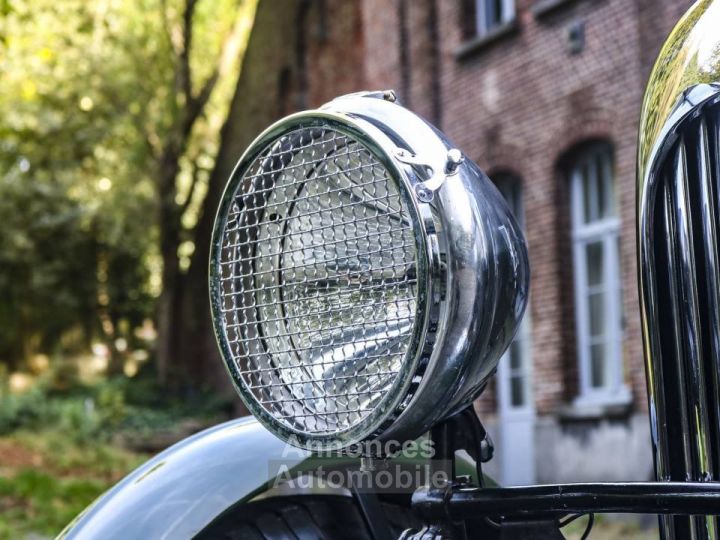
[0,0,252,366]
[0,372,232,439]
[562,514,657,540]
[0,387,103,441]
[0,0,163,367]
[0,1,254,537]
[0,469,107,539]
[8,427,146,480]
[0,386,55,434]
[0,166,97,362]
[0,429,148,540]
[0,0,257,389]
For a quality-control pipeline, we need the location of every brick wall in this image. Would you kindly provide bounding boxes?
[304,0,366,107]
[392,0,691,416]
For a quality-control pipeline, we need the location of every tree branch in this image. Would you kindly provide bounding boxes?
[182,8,248,136]
[179,0,198,102]
[187,1,257,256]
[182,69,219,136]
[180,157,205,215]
[159,0,177,55]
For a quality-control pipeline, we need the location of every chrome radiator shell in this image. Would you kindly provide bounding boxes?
[637,1,720,537]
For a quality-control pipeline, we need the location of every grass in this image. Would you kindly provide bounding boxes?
[0,429,148,540]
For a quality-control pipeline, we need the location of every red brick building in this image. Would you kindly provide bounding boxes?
[231,0,694,484]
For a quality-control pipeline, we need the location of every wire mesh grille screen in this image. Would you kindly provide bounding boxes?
[216,127,421,436]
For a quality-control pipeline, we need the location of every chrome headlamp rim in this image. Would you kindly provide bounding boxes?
[209,110,437,450]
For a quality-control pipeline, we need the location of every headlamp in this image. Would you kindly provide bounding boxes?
[210,91,529,452]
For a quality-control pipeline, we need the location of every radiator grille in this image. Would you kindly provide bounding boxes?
[643,96,720,538]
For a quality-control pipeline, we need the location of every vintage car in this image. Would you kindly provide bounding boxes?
[59,1,720,538]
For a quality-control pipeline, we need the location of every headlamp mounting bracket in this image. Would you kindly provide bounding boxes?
[393,147,465,202]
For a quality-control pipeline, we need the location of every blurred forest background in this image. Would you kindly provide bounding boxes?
[0,0,257,536]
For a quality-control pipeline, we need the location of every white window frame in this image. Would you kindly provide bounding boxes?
[475,0,516,37]
[570,145,629,407]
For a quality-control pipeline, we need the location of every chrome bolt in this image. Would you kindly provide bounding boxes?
[445,148,464,174]
[415,184,434,202]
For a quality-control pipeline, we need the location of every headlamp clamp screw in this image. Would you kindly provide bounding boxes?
[415,184,434,202]
[444,149,464,175]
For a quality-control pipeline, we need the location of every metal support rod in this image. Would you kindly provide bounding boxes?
[412,482,720,521]
[430,418,455,480]
[352,480,395,540]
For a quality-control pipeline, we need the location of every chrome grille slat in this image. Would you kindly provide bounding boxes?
[661,178,694,475]
[642,95,720,539]
[672,139,714,483]
[667,137,717,538]
[696,117,720,472]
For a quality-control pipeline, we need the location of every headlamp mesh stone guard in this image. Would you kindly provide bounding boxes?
[212,124,426,444]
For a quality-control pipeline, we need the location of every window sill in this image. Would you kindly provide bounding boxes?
[559,387,633,420]
[532,0,578,18]
[454,19,520,61]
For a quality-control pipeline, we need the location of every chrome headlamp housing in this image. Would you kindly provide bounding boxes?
[210,92,529,452]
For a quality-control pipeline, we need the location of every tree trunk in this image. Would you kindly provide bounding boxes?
[152,0,254,392]
[155,154,182,386]
[177,0,304,406]
[155,259,177,385]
